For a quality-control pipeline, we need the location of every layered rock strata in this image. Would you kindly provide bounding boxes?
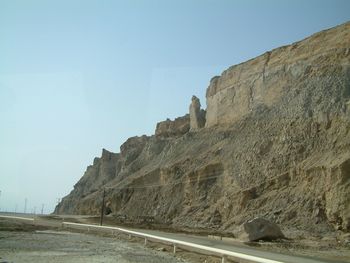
[206,22,350,127]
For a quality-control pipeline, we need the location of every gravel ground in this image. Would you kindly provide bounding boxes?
[0,221,188,263]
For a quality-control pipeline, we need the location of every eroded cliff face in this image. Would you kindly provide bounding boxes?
[206,22,350,127]
[55,22,350,235]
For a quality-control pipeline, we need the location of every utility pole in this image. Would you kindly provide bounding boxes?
[100,188,106,226]
[24,198,27,214]
[41,204,45,215]
[0,190,2,212]
[34,206,36,215]
[15,204,17,213]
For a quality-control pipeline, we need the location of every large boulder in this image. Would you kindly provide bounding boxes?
[242,218,285,241]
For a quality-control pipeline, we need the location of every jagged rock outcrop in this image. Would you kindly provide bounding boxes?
[55,22,350,236]
[189,96,206,131]
[57,148,119,214]
[155,115,190,138]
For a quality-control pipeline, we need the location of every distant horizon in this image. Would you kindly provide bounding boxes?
[1,0,349,214]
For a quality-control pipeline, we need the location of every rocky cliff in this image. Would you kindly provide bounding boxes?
[55,22,350,236]
[206,22,350,127]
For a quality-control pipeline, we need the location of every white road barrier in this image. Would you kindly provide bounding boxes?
[0,215,34,221]
[62,221,284,263]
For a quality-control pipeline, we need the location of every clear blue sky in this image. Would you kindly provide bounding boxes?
[0,0,349,214]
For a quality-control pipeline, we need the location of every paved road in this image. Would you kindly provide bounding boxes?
[1,213,348,263]
[136,228,343,263]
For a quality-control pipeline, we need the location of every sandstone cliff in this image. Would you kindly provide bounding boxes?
[55,22,350,236]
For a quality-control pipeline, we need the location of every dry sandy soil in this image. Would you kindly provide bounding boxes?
[0,218,226,263]
[0,219,190,263]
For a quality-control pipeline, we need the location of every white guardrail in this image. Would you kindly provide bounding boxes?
[62,221,284,263]
[0,215,34,221]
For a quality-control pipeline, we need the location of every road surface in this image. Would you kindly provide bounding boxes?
[1,213,349,263]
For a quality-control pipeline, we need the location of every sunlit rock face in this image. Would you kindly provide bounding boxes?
[189,95,206,131]
[155,115,190,138]
[205,22,350,128]
[55,22,350,235]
